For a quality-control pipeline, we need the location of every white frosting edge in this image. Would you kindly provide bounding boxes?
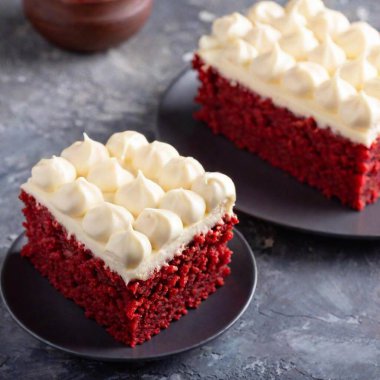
[197,52,378,147]
[22,181,230,284]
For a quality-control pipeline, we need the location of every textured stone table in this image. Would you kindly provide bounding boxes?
[1,0,380,379]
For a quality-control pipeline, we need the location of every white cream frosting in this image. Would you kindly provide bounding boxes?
[272,11,307,35]
[106,130,148,163]
[135,209,183,250]
[368,46,380,71]
[221,39,258,64]
[212,12,252,41]
[132,141,179,180]
[283,62,329,96]
[52,177,104,217]
[247,2,285,24]
[250,43,295,81]
[340,92,380,130]
[315,75,356,111]
[335,22,380,59]
[82,203,133,242]
[307,36,346,74]
[159,156,205,191]
[191,172,236,213]
[106,226,152,270]
[87,158,134,193]
[197,0,380,147]
[308,9,350,41]
[285,0,325,19]
[61,133,109,176]
[339,58,377,90]
[22,132,236,284]
[279,26,318,60]
[244,24,280,54]
[114,171,165,217]
[159,189,206,226]
[363,77,380,98]
[31,156,76,192]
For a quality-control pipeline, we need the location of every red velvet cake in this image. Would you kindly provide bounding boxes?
[20,131,237,346]
[193,0,380,210]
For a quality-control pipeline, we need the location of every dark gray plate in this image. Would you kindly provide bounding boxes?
[0,229,256,362]
[157,68,380,239]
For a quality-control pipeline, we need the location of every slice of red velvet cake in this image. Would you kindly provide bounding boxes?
[193,0,380,210]
[20,131,237,347]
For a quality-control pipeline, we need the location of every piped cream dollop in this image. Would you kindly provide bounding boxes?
[315,75,356,111]
[191,172,236,212]
[251,43,295,81]
[247,1,285,24]
[363,77,380,98]
[285,0,325,19]
[106,226,152,269]
[307,36,346,73]
[199,35,221,50]
[82,202,133,242]
[279,26,319,60]
[114,171,164,217]
[244,24,281,54]
[335,22,380,59]
[221,39,258,64]
[106,130,148,163]
[132,141,179,180]
[134,208,183,250]
[308,9,350,41]
[87,158,133,193]
[159,156,205,191]
[61,133,109,176]
[283,62,329,96]
[159,189,206,226]
[212,12,252,42]
[339,58,377,90]
[340,92,380,129]
[52,177,103,217]
[368,45,380,71]
[31,156,76,192]
[271,11,307,35]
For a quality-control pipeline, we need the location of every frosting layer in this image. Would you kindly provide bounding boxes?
[197,0,380,147]
[22,131,236,284]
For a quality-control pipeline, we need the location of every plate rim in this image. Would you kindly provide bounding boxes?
[0,228,257,362]
[157,67,380,240]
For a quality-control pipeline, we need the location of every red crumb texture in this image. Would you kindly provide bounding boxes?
[193,54,380,210]
[19,190,238,347]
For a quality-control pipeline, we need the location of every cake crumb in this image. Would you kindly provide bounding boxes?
[356,6,369,21]
[263,237,274,249]
[182,51,194,62]
[199,10,216,23]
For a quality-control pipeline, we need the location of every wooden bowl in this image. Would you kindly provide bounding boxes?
[23,0,153,52]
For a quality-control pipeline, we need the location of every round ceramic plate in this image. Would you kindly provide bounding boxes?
[157,69,380,239]
[1,229,256,362]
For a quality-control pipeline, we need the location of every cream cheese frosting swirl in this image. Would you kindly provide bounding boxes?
[132,141,179,180]
[31,156,76,192]
[115,171,165,217]
[106,130,148,163]
[52,177,104,217]
[61,133,109,176]
[159,189,206,226]
[191,172,236,212]
[106,225,152,270]
[159,156,205,191]
[247,1,285,24]
[82,202,133,242]
[87,157,134,193]
[134,208,183,250]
